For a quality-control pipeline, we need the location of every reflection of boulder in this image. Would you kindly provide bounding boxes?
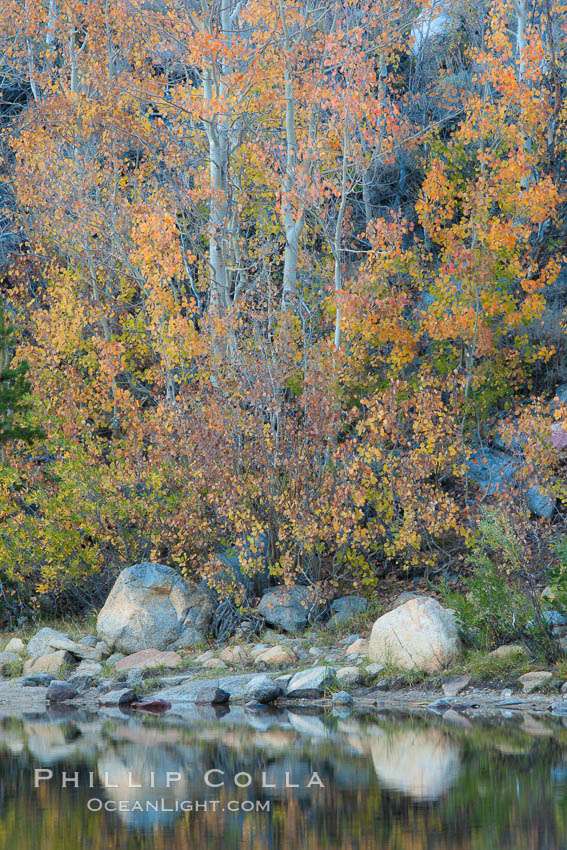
[24,721,98,763]
[252,729,298,751]
[97,744,192,828]
[370,727,461,801]
[0,728,25,754]
[260,758,322,800]
[287,712,328,738]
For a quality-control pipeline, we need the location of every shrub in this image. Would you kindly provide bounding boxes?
[445,508,555,656]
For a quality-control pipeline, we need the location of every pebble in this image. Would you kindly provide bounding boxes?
[332,690,353,706]
[46,681,78,703]
[428,697,452,713]
[195,685,230,705]
[336,666,363,687]
[98,688,136,706]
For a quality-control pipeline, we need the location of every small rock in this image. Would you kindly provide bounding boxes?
[442,674,471,697]
[328,596,367,626]
[331,596,367,615]
[244,675,281,704]
[4,638,24,653]
[159,674,193,687]
[336,666,363,687]
[308,647,321,657]
[339,634,359,646]
[391,591,423,609]
[78,635,99,648]
[195,685,229,705]
[75,660,104,676]
[96,680,123,695]
[67,674,99,692]
[551,701,567,716]
[286,666,337,698]
[527,486,555,519]
[345,638,368,656]
[114,649,183,672]
[428,698,452,713]
[365,663,385,677]
[46,681,78,703]
[23,651,74,676]
[543,610,567,630]
[194,649,215,664]
[22,673,57,687]
[489,644,528,660]
[98,688,136,706]
[105,652,124,667]
[257,585,321,633]
[273,673,293,692]
[374,676,405,691]
[332,690,353,706]
[518,671,553,694]
[219,646,248,665]
[254,645,297,666]
[27,627,71,658]
[250,644,270,658]
[130,699,171,714]
[95,641,110,657]
[202,657,228,669]
[48,636,103,661]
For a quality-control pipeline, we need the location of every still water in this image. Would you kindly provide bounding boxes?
[0,703,566,849]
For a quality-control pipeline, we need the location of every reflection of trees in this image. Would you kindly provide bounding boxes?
[0,713,565,848]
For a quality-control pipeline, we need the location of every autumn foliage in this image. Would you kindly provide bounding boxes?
[0,0,565,618]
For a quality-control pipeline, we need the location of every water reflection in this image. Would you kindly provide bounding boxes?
[370,727,461,800]
[0,705,565,849]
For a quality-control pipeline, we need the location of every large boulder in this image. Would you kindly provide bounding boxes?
[368,597,461,674]
[96,562,214,654]
[257,585,321,633]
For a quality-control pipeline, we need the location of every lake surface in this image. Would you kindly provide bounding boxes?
[0,703,566,849]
